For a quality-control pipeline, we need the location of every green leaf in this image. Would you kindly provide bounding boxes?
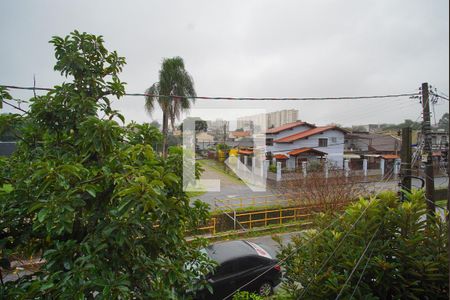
[86,188,96,197]
[0,183,13,193]
[39,282,55,291]
[37,209,49,222]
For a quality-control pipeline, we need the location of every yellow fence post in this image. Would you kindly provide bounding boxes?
[249,214,252,230]
[279,208,282,225]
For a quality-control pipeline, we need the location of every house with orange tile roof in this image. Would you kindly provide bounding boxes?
[266,121,347,169]
[229,130,252,140]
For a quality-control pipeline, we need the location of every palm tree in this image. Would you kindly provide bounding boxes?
[145,57,196,157]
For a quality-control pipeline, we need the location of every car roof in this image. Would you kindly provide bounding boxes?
[205,240,259,264]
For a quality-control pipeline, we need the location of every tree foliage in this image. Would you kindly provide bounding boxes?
[0,31,213,299]
[178,117,208,133]
[438,113,449,131]
[145,57,197,157]
[278,190,448,299]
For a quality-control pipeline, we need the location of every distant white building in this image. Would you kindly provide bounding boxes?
[267,109,299,129]
[206,119,229,132]
[237,109,299,131]
[266,121,346,168]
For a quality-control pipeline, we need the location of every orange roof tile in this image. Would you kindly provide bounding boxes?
[382,154,400,160]
[273,154,289,160]
[231,131,251,138]
[238,149,253,155]
[266,121,315,134]
[274,126,346,143]
[287,147,327,156]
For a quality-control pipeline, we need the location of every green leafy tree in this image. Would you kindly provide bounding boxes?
[145,57,196,158]
[178,117,208,133]
[438,113,449,131]
[232,291,264,300]
[278,190,448,299]
[0,87,13,109]
[0,31,213,299]
[379,119,421,131]
[150,120,161,130]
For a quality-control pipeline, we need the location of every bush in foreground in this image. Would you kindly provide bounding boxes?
[278,190,448,299]
[0,31,213,299]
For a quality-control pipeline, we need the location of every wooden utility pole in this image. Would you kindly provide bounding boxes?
[400,127,412,199]
[421,82,435,214]
[447,98,450,300]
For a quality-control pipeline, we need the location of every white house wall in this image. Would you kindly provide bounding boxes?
[266,125,314,152]
[272,129,345,168]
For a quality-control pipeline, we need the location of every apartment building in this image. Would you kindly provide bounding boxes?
[236,109,298,131]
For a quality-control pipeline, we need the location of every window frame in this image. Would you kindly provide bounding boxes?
[318,138,328,147]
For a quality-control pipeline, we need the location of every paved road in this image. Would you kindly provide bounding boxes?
[245,231,301,254]
[196,160,274,208]
[196,160,448,209]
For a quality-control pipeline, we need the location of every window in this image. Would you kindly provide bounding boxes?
[235,257,262,272]
[331,137,337,144]
[266,138,274,146]
[432,136,437,145]
[318,138,328,147]
[215,261,234,277]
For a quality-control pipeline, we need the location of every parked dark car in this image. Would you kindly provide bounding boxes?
[195,240,282,300]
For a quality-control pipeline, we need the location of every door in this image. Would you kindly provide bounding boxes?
[207,261,237,300]
[232,257,266,293]
[297,157,307,169]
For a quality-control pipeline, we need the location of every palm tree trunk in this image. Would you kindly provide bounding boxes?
[162,109,169,158]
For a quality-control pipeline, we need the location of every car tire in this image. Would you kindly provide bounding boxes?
[258,281,273,297]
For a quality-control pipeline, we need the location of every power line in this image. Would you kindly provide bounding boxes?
[298,214,368,298]
[430,91,449,102]
[1,100,28,114]
[348,246,375,299]
[0,84,420,101]
[297,169,395,299]
[334,223,382,300]
[297,184,385,299]
[222,207,350,300]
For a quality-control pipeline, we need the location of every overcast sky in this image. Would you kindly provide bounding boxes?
[1,0,448,127]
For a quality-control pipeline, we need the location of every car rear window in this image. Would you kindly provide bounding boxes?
[205,241,258,264]
[236,256,265,271]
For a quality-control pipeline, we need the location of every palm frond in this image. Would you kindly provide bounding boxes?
[144,83,159,116]
[148,57,196,129]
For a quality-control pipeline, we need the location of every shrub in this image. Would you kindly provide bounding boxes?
[232,291,264,300]
[305,160,321,173]
[269,164,277,173]
[277,190,448,299]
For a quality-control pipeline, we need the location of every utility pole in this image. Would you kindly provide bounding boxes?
[223,123,227,145]
[421,82,435,215]
[447,98,450,300]
[400,127,412,199]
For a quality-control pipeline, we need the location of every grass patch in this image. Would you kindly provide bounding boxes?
[187,191,206,198]
[199,159,243,184]
[211,204,286,214]
[207,220,309,243]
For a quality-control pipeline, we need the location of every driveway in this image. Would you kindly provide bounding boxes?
[195,159,275,208]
